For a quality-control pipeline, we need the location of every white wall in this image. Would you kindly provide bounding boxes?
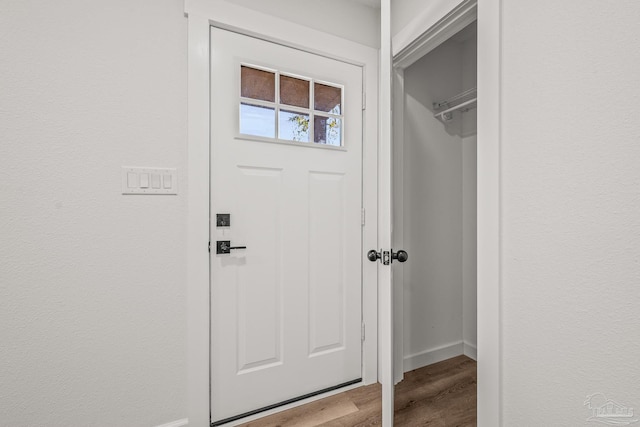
[401,26,477,370]
[501,0,640,423]
[1,1,380,425]
[402,38,464,370]
[229,0,381,48]
[391,0,429,38]
[0,1,188,426]
[391,0,469,56]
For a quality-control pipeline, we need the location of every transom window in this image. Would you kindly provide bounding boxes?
[239,65,344,147]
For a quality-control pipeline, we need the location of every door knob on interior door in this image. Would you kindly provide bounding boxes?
[368,249,408,264]
[392,249,408,263]
[367,249,381,262]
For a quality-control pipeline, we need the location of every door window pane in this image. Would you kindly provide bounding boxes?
[240,103,275,138]
[280,75,310,109]
[314,83,341,114]
[279,110,310,142]
[241,66,275,102]
[314,116,341,146]
[239,65,344,147]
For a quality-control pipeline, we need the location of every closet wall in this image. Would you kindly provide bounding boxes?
[400,24,477,372]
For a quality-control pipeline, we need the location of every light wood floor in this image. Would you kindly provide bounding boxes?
[237,355,476,427]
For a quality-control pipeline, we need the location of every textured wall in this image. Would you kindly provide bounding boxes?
[391,0,429,37]
[228,0,381,48]
[0,1,188,425]
[502,0,640,423]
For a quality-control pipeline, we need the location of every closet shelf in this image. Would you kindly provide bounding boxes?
[433,87,477,122]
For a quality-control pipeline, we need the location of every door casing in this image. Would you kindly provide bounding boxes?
[185,1,381,426]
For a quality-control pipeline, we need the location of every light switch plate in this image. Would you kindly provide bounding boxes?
[122,167,178,195]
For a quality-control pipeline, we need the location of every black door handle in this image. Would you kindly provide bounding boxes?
[216,240,247,254]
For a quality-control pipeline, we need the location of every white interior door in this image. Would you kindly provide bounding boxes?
[380,1,395,425]
[209,27,364,424]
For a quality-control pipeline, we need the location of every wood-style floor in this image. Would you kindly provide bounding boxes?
[237,355,476,427]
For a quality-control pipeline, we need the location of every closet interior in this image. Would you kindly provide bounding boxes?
[395,21,478,376]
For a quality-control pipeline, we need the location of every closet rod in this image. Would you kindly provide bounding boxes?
[434,97,477,121]
[433,87,477,110]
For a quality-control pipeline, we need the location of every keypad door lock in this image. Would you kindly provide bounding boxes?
[216,240,247,254]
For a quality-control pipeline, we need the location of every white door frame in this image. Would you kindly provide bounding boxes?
[185,1,380,426]
[383,0,502,425]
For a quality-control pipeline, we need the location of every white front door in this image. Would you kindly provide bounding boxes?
[209,27,364,424]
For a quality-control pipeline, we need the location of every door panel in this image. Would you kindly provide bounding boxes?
[235,166,283,373]
[308,171,346,355]
[210,27,364,423]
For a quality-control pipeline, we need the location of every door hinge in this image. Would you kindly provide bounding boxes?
[361,208,366,226]
[208,241,211,253]
[361,323,366,341]
[362,92,366,110]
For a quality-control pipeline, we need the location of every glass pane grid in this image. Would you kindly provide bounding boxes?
[239,65,344,147]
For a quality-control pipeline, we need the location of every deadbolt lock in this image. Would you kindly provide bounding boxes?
[216,213,231,227]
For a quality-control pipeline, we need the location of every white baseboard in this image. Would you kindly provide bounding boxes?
[463,341,477,361]
[155,418,188,427]
[403,341,464,372]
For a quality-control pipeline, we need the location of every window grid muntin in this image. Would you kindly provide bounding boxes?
[239,64,345,147]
